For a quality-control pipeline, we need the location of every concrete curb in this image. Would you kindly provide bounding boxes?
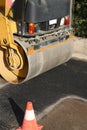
[72,37,87,61]
[37,95,87,121]
[0,77,9,89]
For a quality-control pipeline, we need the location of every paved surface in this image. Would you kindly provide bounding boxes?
[73,37,87,61]
[39,97,87,130]
[0,60,87,130]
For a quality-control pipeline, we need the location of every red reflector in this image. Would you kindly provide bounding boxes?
[64,17,70,25]
[29,23,35,34]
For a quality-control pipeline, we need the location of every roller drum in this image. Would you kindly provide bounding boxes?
[0,35,73,84]
[18,35,73,83]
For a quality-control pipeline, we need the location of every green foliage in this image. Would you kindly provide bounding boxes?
[74,0,87,37]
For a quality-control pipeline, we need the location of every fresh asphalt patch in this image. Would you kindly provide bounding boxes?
[0,60,87,129]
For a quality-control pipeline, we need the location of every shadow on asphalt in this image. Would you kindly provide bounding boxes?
[0,60,87,129]
[8,98,24,126]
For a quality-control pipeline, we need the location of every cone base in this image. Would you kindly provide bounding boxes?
[38,124,43,130]
[16,127,22,130]
[16,124,43,130]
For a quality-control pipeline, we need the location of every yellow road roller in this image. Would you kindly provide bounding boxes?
[0,0,73,84]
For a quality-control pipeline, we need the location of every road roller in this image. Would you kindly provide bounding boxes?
[0,0,73,84]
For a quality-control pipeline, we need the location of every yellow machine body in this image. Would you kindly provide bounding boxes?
[0,1,28,83]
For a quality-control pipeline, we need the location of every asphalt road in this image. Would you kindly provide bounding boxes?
[0,60,87,130]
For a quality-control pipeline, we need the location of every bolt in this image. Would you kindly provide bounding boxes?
[3,39,7,44]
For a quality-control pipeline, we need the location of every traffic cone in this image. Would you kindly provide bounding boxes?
[17,102,43,130]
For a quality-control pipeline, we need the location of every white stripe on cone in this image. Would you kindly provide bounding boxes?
[24,110,35,121]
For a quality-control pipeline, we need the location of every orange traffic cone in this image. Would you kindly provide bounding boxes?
[17,102,43,130]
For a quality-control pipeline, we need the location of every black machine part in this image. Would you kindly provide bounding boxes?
[12,0,70,23]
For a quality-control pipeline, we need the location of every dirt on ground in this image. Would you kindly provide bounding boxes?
[39,98,87,130]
